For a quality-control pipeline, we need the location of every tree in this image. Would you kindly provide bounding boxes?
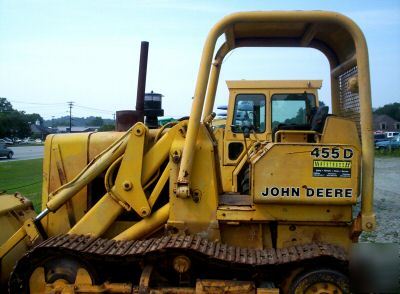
[87,116,104,126]
[0,110,31,138]
[25,113,44,125]
[374,102,400,121]
[0,98,32,138]
[98,124,115,132]
[0,97,13,113]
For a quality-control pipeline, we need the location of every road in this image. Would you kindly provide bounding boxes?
[0,146,44,162]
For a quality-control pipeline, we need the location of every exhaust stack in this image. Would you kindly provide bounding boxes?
[135,41,149,123]
[116,41,149,131]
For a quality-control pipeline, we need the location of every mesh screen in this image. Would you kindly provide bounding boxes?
[338,66,361,138]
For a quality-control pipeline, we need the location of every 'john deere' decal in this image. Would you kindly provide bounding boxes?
[261,186,353,198]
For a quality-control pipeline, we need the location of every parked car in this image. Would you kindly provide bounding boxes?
[374,133,387,144]
[34,139,42,143]
[0,138,13,146]
[21,138,35,144]
[385,131,399,138]
[0,143,13,159]
[13,138,22,144]
[375,135,400,150]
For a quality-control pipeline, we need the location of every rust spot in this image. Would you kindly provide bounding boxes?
[311,230,322,242]
[331,213,344,221]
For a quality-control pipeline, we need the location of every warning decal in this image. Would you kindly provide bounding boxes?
[313,160,351,178]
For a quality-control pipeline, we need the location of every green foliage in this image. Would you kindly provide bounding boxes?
[0,98,44,138]
[375,148,400,157]
[58,120,71,126]
[0,97,13,112]
[98,124,115,132]
[374,102,400,121]
[87,116,104,126]
[0,110,31,138]
[25,113,44,125]
[43,116,114,127]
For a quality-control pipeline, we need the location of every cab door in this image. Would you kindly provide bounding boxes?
[220,89,270,192]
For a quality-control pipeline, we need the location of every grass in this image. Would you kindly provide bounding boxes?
[375,149,400,157]
[12,143,44,147]
[0,159,43,212]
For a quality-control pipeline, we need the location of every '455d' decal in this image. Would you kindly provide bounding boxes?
[310,147,353,159]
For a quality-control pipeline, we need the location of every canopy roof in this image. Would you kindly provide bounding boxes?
[213,11,363,68]
[226,80,322,90]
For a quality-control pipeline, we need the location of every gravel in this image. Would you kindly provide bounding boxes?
[358,157,400,243]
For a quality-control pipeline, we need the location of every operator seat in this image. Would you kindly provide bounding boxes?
[310,106,329,132]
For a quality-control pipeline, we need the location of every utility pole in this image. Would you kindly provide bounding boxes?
[67,101,74,133]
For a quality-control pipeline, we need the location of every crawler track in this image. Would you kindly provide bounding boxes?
[9,234,348,292]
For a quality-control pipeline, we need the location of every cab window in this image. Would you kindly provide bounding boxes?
[232,94,266,133]
[271,93,316,129]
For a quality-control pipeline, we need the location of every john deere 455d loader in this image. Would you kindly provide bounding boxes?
[0,11,375,293]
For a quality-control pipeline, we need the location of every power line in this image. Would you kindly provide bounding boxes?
[4,98,116,119]
[8,99,65,106]
[74,104,115,114]
[6,99,115,114]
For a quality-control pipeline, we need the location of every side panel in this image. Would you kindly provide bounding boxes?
[277,224,352,249]
[88,132,125,161]
[42,133,91,235]
[42,132,126,236]
[252,144,360,205]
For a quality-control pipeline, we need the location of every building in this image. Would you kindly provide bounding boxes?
[30,120,50,139]
[373,114,400,132]
[56,126,100,133]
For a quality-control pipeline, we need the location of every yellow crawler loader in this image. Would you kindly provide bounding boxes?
[0,11,375,293]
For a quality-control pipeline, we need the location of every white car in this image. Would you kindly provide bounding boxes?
[386,132,399,138]
[0,138,13,145]
[22,138,35,144]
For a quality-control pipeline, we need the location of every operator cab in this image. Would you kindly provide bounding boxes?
[214,80,326,194]
[222,80,322,163]
[228,80,321,136]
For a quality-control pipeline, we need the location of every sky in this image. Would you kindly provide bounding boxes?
[0,0,399,120]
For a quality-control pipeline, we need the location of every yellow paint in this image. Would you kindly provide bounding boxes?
[112,124,151,217]
[114,204,170,241]
[1,10,378,288]
[277,224,352,250]
[0,194,36,286]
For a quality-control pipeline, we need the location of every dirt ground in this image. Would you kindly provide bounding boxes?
[358,157,400,243]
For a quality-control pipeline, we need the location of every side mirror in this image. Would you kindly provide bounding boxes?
[241,126,251,138]
[230,124,239,132]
